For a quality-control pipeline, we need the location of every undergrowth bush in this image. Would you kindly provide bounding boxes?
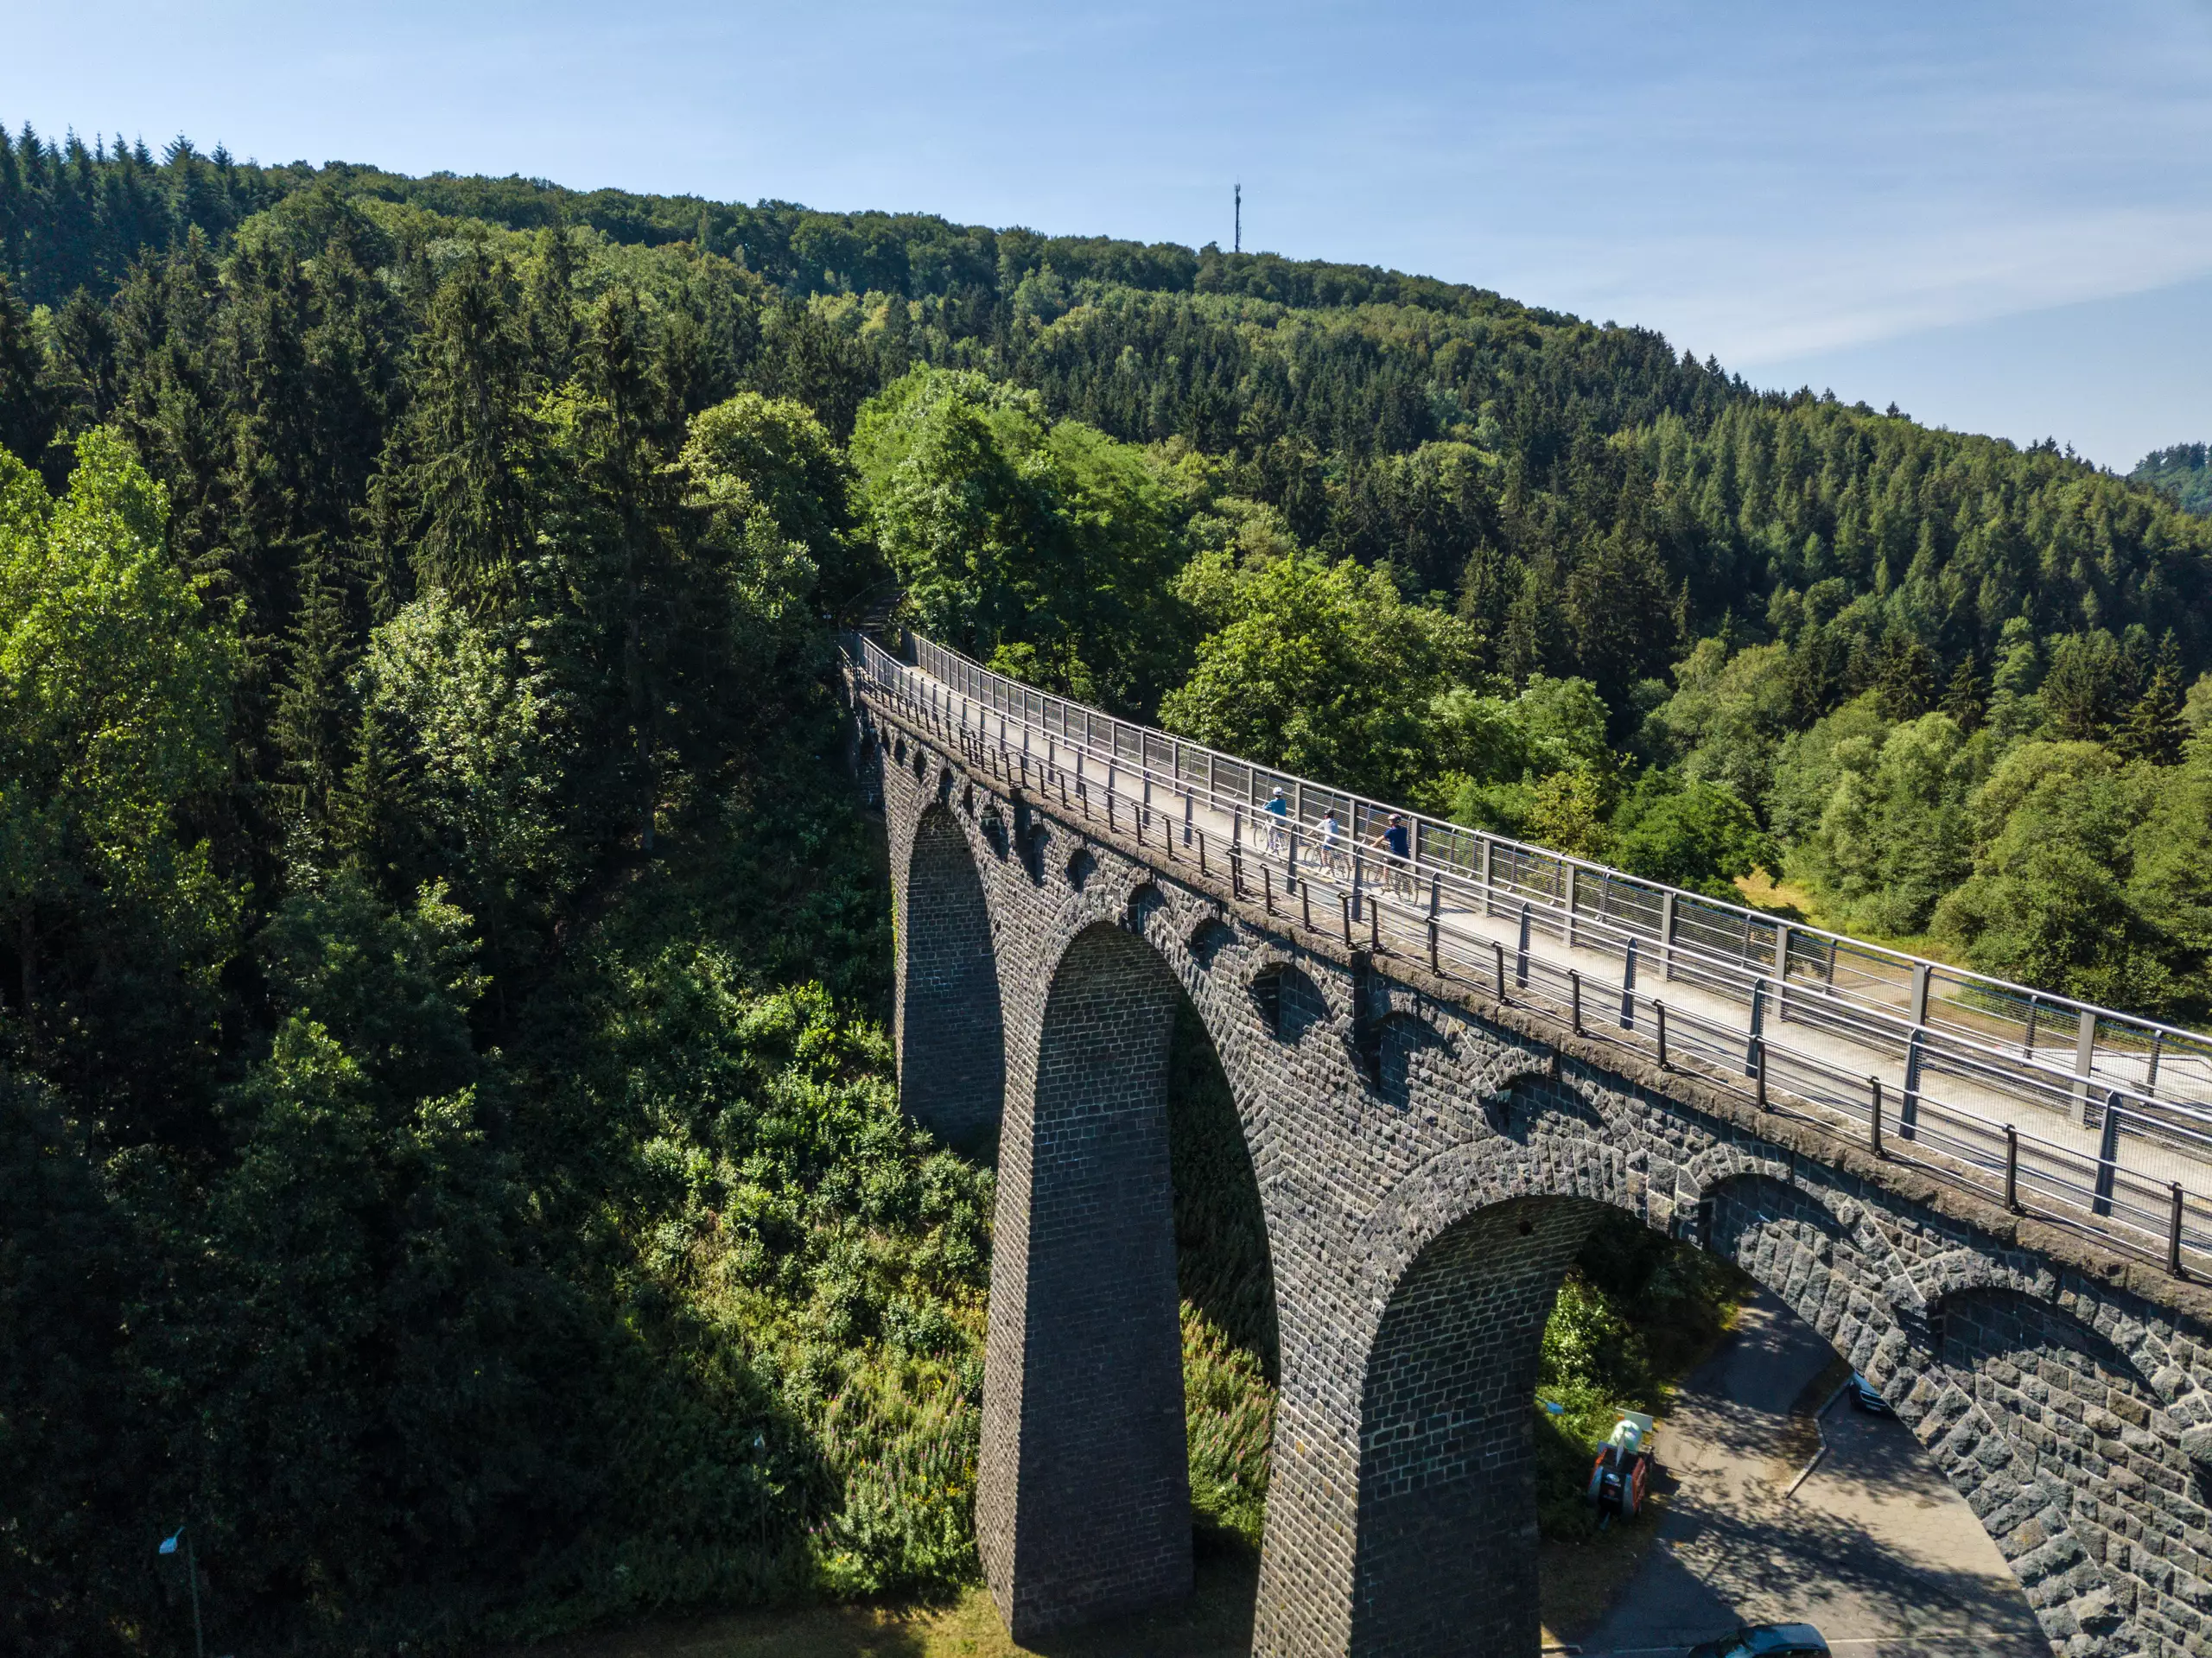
[1534,1211,1751,1539]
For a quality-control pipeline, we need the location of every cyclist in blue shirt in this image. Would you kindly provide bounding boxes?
[1378,812,1412,896]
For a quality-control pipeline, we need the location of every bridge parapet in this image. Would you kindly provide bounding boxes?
[849,636,2212,1658]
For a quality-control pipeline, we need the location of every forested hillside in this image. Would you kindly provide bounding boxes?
[3,121,2211,1655]
[2136,443,2212,517]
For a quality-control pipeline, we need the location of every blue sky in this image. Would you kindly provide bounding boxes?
[6,0,2210,468]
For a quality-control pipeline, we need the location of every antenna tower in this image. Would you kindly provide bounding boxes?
[1234,182,1242,254]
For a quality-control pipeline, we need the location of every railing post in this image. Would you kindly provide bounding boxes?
[1480,836,1496,918]
[1302,880,1313,932]
[1755,1044,1768,1110]
[2094,1095,2122,1218]
[2074,1013,2098,1125]
[1370,896,1381,952]
[1900,1033,1922,1141]
[1494,939,1507,1001]
[1773,922,1791,1024]
[2023,994,2040,1059]
[2004,1126,2019,1211]
[1428,874,1440,920]
[1352,850,1364,922]
[1516,903,1532,988]
[1564,864,1579,949]
[2171,1184,2187,1276]
[1909,960,1930,1028]
[1341,892,1354,949]
[1870,1077,1884,1156]
[1428,917,1440,974]
[1619,938,1638,1029]
[1570,969,1583,1036]
[1655,1001,1669,1070]
[1262,863,1274,917]
[1745,980,1765,1077]
[1184,791,1194,847]
[1660,890,1676,982]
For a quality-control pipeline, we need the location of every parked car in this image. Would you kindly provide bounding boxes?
[1687,1623,1832,1657]
[1851,1371,1893,1415]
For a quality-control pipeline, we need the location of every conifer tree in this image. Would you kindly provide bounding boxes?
[328,715,411,919]
[2116,632,2188,765]
[0,271,52,469]
[521,225,580,390]
[397,251,532,606]
[48,288,120,434]
[1939,651,1986,733]
[1874,630,1936,720]
[270,549,357,857]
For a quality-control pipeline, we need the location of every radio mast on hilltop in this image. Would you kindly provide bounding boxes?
[1234,182,1242,253]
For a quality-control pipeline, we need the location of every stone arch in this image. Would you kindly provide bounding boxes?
[1344,1191,1615,1656]
[1124,879,1168,934]
[976,797,1008,858]
[1300,1135,2065,1658]
[979,918,1277,1642]
[1249,960,1328,1044]
[1923,1285,2196,1644]
[897,803,1004,1154]
[1063,844,1096,891]
[1018,816,1050,883]
[1186,913,1236,967]
[1698,1171,1907,1374]
[1375,1011,1447,1111]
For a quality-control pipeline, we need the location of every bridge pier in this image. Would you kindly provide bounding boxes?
[979,921,1192,1638]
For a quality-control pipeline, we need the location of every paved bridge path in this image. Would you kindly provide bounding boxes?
[854,632,2212,1280]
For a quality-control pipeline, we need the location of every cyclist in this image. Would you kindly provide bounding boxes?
[1377,812,1413,896]
[1263,785,1290,855]
[1318,808,1346,878]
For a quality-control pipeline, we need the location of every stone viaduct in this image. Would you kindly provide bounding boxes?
[851,671,2212,1658]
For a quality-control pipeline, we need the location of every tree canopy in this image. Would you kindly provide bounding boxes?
[3,118,2211,1655]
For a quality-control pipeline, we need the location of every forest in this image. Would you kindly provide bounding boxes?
[3,122,2209,1655]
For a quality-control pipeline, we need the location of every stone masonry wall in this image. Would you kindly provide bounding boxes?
[1351,1195,1601,1655]
[982,921,1192,1638]
[860,689,2212,1658]
[893,801,1005,1153]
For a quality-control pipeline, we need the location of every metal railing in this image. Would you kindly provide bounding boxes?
[846,630,2212,1277]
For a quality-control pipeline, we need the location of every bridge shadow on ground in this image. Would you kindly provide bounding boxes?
[496,1542,1257,1658]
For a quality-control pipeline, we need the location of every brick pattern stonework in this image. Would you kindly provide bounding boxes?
[894,801,1005,1153]
[861,691,2212,1658]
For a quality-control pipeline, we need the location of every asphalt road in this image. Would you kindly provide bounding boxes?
[1572,1290,2047,1657]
